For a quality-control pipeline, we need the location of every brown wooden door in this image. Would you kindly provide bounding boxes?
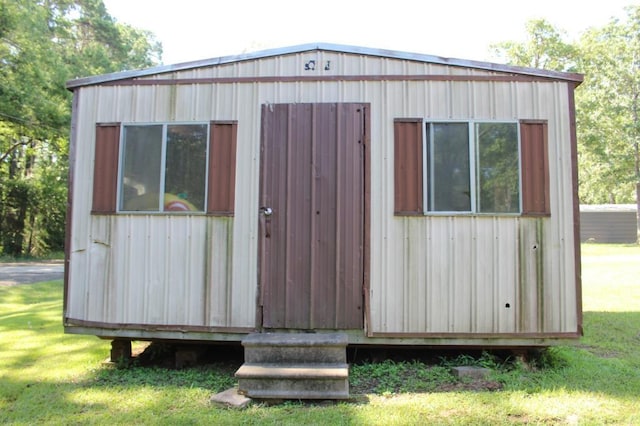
[259,103,367,329]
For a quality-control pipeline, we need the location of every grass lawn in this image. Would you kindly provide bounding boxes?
[1,244,639,424]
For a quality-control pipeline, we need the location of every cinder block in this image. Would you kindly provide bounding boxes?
[110,339,131,363]
[450,366,491,380]
[210,387,252,408]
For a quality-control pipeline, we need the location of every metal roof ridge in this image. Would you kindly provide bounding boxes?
[66,42,583,89]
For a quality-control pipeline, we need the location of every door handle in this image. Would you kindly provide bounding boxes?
[260,207,272,238]
[260,206,273,217]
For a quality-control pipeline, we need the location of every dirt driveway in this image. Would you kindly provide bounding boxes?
[0,261,64,286]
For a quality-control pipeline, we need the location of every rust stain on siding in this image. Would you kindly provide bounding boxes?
[518,218,546,333]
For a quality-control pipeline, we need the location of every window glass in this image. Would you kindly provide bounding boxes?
[120,125,163,211]
[164,124,207,211]
[119,123,208,213]
[429,123,471,211]
[476,123,519,213]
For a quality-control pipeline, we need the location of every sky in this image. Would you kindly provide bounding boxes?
[102,0,637,66]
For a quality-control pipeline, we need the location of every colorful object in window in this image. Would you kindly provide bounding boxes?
[164,193,197,211]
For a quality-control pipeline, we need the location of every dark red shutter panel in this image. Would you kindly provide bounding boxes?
[520,120,550,215]
[207,121,238,215]
[92,123,121,213]
[394,119,423,215]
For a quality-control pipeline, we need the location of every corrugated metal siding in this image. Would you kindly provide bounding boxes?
[376,217,519,334]
[368,78,577,335]
[70,215,238,327]
[67,50,578,338]
[67,85,256,329]
[580,210,637,243]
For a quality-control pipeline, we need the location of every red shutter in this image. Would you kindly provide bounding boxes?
[520,120,550,215]
[92,123,121,213]
[394,119,423,215]
[207,121,238,215]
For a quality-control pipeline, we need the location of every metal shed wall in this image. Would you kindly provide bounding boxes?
[580,205,637,243]
[66,49,579,339]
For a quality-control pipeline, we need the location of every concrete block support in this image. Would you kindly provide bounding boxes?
[450,366,491,380]
[110,339,132,363]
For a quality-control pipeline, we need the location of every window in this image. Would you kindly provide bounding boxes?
[394,119,548,216]
[92,121,237,215]
[120,124,208,212]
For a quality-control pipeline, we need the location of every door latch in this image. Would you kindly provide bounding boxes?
[260,206,273,217]
[260,207,272,238]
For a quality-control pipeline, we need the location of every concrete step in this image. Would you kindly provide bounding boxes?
[236,363,349,379]
[242,332,348,364]
[236,363,349,399]
[236,333,350,400]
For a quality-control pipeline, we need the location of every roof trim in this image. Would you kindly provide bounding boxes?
[580,204,637,212]
[66,42,584,89]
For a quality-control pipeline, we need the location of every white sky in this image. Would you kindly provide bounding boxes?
[103,0,636,66]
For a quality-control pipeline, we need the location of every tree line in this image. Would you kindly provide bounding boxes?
[1,2,639,257]
[0,0,161,256]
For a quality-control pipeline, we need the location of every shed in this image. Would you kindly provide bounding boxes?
[580,204,638,243]
[64,43,583,348]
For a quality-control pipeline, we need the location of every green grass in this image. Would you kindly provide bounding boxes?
[1,244,639,424]
[581,243,640,312]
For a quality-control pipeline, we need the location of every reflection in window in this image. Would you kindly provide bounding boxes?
[476,123,519,213]
[165,125,207,211]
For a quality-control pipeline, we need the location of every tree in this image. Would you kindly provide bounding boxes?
[577,7,640,242]
[491,13,640,243]
[491,19,579,72]
[0,0,162,256]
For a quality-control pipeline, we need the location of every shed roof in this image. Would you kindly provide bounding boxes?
[66,42,583,90]
[580,204,637,212]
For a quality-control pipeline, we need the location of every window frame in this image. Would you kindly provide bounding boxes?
[116,121,211,214]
